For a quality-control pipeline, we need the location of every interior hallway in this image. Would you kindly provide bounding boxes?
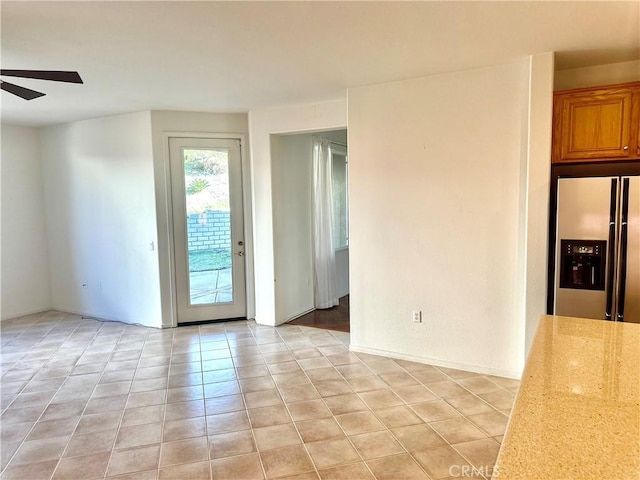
[289,296,350,333]
[0,311,518,479]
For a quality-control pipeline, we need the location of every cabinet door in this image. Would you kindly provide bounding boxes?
[552,85,638,163]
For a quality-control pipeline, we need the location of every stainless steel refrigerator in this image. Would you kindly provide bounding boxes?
[554,175,639,323]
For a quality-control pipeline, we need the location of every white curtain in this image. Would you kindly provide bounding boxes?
[312,136,339,309]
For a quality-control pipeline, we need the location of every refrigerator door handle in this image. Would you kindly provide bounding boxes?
[605,178,618,320]
[616,178,630,321]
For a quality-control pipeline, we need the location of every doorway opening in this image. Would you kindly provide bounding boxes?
[270,129,350,332]
[169,137,247,324]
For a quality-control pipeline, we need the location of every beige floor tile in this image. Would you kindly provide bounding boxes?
[52,451,110,480]
[166,385,204,403]
[306,368,343,383]
[260,444,315,478]
[100,369,136,384]
[429,417,488,444]
[206,411,251,434]
[131,378,169,393]
[467,410,509,436]
[478,389,516,410]
[120,405,165,427]
[1,421,35,444]
[0,460,59,480]
[393,385,438,404]
[40,402,86,421]
[10,435,70,465]
[453,438,500,472]
[373,405,423,429]
[313,380,353,397]
[203,380,241,398]
[158,460,211,480]
[318,462,374,480]
[85,394,129,414]
[456,376,503,394]
[64,429,118,457]
[279,472,320,480]
[204,394,245,415]
[273,372,312,388]
[411,369,449,384]
[424,380,469,399]
[305,438,360,469]
[244,389,284,409]
[334,411,384,435]
[298,357,332,371]
[366,453,429,480]
[296,418,344,443]
[379,372,420,388]
[279,384,320,403]
[168,372,203,388]
[239,375,278,393]
[211,452,264,479]
[164,400,205,422]
[436,366,479,380]
[358,389,404,410]
[93,381,132,398]
[288,399,332,421]
[162,415,207,442]
[268,361,302,374]
[1,407,43,426]
[349,431,404,459]
[411,445,471,479]
[159,437,209,467]
[26,416,79,441]
[248,404,292,428]
[444,394,494,416]
[208,429,256,458]
[126,389,167,409]
[236,364,270,379]
[323,394,368,415]
[253,423,302,451]
[410,400,461,422]
[203,368,237,384]
[391,424,446,451]
[107,444,161,477]
[115,422,162,449]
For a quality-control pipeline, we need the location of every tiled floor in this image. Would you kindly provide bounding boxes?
[0,311,519,480]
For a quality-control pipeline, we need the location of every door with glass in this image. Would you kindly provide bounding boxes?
[169,137,246,323]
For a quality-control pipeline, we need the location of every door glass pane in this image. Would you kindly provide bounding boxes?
[182,148,233,305]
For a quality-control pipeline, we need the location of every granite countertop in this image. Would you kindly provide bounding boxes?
[494,315,640,480]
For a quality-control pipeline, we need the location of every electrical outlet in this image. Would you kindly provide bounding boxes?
[412,310,422,323]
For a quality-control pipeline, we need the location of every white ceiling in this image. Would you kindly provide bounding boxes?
[2,1,639,127]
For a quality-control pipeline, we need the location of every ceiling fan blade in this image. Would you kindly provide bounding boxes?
[0,70,83,84]
[0,81,46,100]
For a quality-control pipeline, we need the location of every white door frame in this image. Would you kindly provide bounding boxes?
[161,131,255,328]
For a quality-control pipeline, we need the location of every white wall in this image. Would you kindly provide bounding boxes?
[348,60,532,378]
[554,60,640,90]
[248,100,347,325]
[336,248,350,299]
[271,133,314,322]
[149,111,250,327]
[40,112,162,327]
[1,125,52,319]
[522,53,555,357]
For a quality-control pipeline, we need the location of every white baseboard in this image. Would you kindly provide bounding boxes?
[349,344,522,380]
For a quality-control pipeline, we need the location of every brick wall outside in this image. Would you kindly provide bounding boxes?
[187,210,231,251]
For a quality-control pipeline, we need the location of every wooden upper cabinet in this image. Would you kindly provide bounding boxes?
[552,82,640,163]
